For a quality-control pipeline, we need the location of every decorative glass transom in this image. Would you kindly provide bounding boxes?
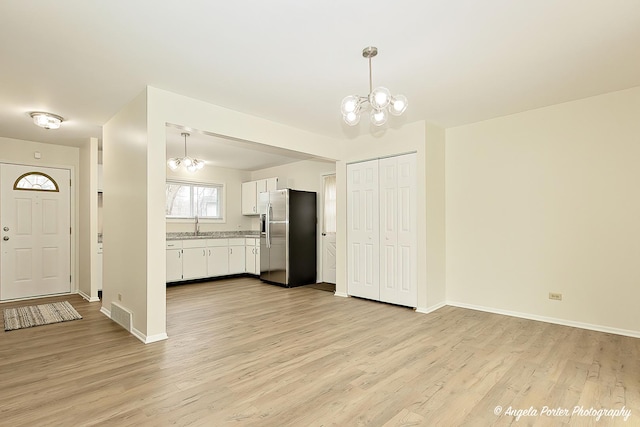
[14,172,59,192]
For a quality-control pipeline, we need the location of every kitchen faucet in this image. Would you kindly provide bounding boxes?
[195,215,200,236]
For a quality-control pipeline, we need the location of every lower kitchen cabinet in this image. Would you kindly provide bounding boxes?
[166,237,258,283]
[166,241,183,282]
[207,239,230,276]
[245,238,259,275]
[228,238,246,274]
[182,248,207,280]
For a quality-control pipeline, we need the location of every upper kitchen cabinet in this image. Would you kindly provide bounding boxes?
[242,177,278,215]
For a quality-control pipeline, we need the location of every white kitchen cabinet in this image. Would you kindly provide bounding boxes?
[182,240,207,280]
[242,177,278,216]
[166,237,259,282]
[207,239,229,276]
[228,238,246,274]
[242,181,258,215]
[245,238,259,275]
[347,153,417,308]
[166,241,183,282]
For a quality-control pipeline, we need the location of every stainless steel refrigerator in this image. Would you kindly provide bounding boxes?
[259,189,317,287]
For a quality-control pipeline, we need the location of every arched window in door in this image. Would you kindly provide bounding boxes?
[13,171,60,192]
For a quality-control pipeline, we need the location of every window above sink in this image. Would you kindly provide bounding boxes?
[166,180,224,221]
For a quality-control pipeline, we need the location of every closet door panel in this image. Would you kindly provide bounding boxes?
[379,154,417,307]
[347,160,379,300]
[379,157,398,301]
[392,153,417,307]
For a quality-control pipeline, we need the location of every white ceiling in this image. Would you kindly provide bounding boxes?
[1,1,639,167]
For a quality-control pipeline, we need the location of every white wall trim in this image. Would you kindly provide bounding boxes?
[78,290,100,302]
[334,292,349,298]
[131,328,169,344]
[416,301,447,314]
[447,300,640,339]
[100,305,168,344]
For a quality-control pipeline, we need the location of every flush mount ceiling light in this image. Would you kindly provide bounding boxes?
[341,46,408,127]
[30,112,64,130]
[168,132,205,172]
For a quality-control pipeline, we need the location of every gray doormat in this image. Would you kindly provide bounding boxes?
[4,301,82,331]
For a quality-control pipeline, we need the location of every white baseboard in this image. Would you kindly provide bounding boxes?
[100,305,168,344]
[447,300,640,339]
[416,301,447,314]
[334,292,349,298]
[132,328,168,344]
[78,290,100,302]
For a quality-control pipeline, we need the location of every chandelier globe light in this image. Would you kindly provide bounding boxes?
[167,132,205,172]
[30,112,64,130]
[341,46,408,127]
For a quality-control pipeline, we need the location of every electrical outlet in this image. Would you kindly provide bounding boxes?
[118,293,122,301]
[549,292,562,301]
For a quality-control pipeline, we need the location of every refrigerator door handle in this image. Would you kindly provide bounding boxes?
[266,202,272,248]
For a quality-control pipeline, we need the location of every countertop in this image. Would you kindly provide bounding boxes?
[99,231,259,243]
[166,231,260,241]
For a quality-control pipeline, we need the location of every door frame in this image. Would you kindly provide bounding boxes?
[0,160,76,302]
[319,171,337,284]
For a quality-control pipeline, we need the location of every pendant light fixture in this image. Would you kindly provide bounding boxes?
[340,46,408,127]
[167,132,205,172]
[30,112,64,130]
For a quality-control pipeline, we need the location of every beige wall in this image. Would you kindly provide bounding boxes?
[0,136,81,296]
[102,89,167,342]
[446,86,640,335]
[78,138,99,301]
[166,164,252,233]
[425,122,446,311]
[251,159,336,192]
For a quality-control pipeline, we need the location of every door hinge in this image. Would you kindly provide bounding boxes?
[69,179,71,186]
[69,275,72,283]
[70,227,72,234]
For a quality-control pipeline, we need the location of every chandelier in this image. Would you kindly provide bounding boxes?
[30,112,64,130]
[341,46,408,127]
[167,132,205,172]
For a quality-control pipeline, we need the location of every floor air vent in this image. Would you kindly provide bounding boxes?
[110,302,133,332]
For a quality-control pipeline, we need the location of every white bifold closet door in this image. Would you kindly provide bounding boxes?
[347,159,380,301]
[347,153,417,308]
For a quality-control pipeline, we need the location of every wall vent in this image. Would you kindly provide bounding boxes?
[110,302,133,332]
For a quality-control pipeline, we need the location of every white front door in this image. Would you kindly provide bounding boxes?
[347,160,379,300]
[321,174,337,284]
[0,164,71,301]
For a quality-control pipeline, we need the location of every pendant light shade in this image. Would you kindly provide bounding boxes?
[168,132,205,172]
[340,46,408,127]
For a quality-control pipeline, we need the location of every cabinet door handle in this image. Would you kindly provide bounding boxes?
[230,248,233,254]
[178,251,181,258]
[203,249,205,256]
[208,249,211,256]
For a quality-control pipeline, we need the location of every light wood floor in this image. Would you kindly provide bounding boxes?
[1,277,639,426]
